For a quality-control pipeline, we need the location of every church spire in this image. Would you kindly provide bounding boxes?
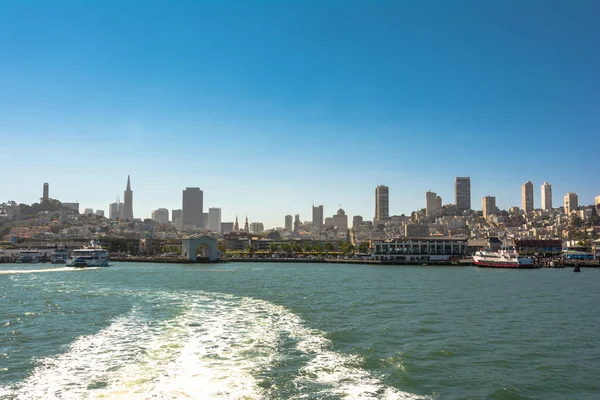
[234,215,239,231]
[244,215,249,232]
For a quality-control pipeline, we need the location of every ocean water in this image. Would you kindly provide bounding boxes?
[0,262,598,399]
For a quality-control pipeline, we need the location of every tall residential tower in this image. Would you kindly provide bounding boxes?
[375,185,389,221]
[564,192,578,215]
[482,196,496,219]
[541,182,553,211]
[521,181,534,213]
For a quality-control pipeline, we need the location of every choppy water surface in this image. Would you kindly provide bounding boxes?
[1,262,598,399]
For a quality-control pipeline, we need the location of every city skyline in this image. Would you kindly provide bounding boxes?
[1,2,599,228]
[12,176,600,230]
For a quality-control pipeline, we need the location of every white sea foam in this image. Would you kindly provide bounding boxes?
[1,291,425,399]
[0,267,99,275]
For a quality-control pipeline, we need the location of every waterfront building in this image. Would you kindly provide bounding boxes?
[208,208,222,232]
[152,208,169,224]
[312,205,324,228]
[375,185,390,221]
[515,239,562,255]
[372,237,467,262]
[182,187,203,230]
[352,215,363,229]
[249,222,264,234]
[482,196,496,219]
[522,181,534,213]
[564,192,578,215]
[122,176,134,221]
[426,191,441,217]
[541,182,553,211]
[404,224,429,238]
[284,215,293,231]
[455,177,471,212]
[221,222,234,233]
[172,209,183,230]
[42,183,49,202]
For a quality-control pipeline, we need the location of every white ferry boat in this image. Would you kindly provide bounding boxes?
[66,243,109,267]
[473,246,534,269]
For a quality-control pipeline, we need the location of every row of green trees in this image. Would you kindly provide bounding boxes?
[241,241,371,255]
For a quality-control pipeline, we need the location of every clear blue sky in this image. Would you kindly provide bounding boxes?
[1,1,599,228]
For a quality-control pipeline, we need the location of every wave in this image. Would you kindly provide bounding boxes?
[0,267,99,275]
[0,292,426,399]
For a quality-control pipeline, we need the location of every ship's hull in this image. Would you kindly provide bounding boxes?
[473,257,535,269]
[66,257,110,268]
[475,261,535,269]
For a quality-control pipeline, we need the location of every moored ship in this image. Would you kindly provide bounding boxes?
[473,246,534,269]
[16,249,40,264]
[51,249,70,264]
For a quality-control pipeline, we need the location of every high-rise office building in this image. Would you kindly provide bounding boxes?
[208,208,222,232]
[541,182,553,211]
[564,192,578,215]
[312,205,324,228]
[42,183,49,203]
[84,208,94,216]
[95,210,105,217]
[122,175,134,221]
[353,215,363,229]
[455,177,471,211]
[249,222,264,234]
[375,185,389,221]
[221,222,234,233]
[426,191,441,217]
[172,209,183,230]
[482,196,496,219]
[152,208,169,224]
[294,214,300,231]
[109,198,122,219]
[595,195,600,206]
[521,181,534,213]
[182,187,203,230]
[285,215,293,231]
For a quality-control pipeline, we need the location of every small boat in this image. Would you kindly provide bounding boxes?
[573,266,581,273]
[66,242,109,268]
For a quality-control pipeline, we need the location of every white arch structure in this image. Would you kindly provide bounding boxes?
[181,234,219,261]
